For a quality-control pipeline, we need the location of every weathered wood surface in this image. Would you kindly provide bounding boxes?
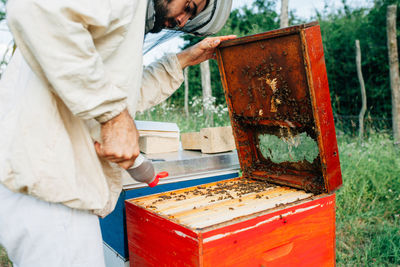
[139,135,179,154]
[184,67,189,117]
[200,126,235,154]
[356,40,367,140]
[387,5,400,145]
[280,0,289,28]
[181,132,201,150]
[201,60,213,125]
[181,127,236,153]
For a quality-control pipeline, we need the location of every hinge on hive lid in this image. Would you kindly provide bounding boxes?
[216,22,342,194]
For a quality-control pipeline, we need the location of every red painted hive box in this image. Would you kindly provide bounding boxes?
[126,22,342,267]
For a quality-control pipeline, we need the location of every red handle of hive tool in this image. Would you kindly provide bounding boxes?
[148,172,169,188]
[157,172,169,179]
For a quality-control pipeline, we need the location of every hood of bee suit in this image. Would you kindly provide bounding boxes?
[144,0,232,53]
[178,0,233,36]
[145,0,232,36]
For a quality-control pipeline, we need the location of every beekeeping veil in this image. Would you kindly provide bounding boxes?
[143,0,233,53]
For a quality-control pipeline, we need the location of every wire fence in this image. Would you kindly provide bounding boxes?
[334,113,392,137]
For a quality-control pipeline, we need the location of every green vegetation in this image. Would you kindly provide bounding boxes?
[136,96,231,132]
[319,0,398,126]
[336,133,400,266]
[0,0,6,21]
[258,132,319,163]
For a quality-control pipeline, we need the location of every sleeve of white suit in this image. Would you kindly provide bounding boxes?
[6,0,128,123]
[136,54,184,112]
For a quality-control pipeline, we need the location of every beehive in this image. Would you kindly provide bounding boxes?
[126,22,342,267]
[126,179,335,266]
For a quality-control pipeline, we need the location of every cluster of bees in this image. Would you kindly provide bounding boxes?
[148,179,277,209]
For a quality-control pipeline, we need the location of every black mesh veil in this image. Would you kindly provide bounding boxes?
[143,0,232,54]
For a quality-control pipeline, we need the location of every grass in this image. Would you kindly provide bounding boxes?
[1,104,399,265]
[336,132,400,266]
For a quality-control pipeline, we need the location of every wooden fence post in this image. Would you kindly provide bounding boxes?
[184,67,189,117]
[387,4,400,145]
[356,40,367,140]
[280,0,289,28]
[200,60,213,126]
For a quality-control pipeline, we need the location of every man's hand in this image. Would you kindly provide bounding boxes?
[94,109,140,169]
[177,35,236,69]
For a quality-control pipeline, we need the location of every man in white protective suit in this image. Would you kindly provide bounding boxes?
[0,0,234,266]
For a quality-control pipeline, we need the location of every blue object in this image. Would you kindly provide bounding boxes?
[99,172,238,259]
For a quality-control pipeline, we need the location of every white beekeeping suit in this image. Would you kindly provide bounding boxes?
[0,0,186,217]
[0,0,232,266]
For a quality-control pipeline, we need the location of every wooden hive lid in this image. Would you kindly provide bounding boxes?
[216,22,342,194]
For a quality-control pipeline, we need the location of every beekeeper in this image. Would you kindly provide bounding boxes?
[0,0,234,266]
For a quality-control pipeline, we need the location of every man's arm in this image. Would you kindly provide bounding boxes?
[136,35,236,113]
[177,35,237,69]
[93,36,235,168]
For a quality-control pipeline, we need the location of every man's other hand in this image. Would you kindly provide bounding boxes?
[95,109,140,169]
[177,35,236,68]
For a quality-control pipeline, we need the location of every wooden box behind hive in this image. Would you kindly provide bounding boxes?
[136,121,180,154]
[126,178,335,266]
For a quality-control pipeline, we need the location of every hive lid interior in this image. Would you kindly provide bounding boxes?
[216,22,342,194]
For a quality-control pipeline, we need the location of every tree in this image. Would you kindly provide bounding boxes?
[280,0,289,28]
[355,40,367,140]
[184,67,189,117]
[387,4,400,144]
[318,0,400,132]
[200,60,213,125]
[0,0,6,21]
